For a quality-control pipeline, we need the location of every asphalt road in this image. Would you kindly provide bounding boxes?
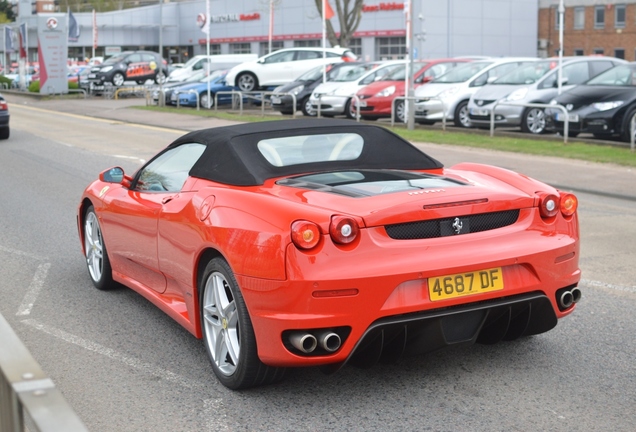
[0,100,635,431]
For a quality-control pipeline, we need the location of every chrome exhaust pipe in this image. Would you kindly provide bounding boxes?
[571,287,582,304]
[289,332,317,353]
[559,290,574,309]
[316,331,341,353]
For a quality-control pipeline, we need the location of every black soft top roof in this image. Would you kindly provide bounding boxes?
[168,119,443,186]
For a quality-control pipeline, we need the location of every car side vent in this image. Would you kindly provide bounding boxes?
[385,210,520,240]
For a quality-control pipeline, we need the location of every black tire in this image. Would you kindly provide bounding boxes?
[0,126,9,140]
[620,108,636,142]
[453,100,471,128]
[136,80,145,85]
[236,72,258,92]
[361,116,377,121]
[416,120,436,125]
[557,131,580,138]
[83,206,116,290]
[200,92,215,109]
[112,72,125,87]
[279,109,294,115]
[301,96,316,117]
[521,107,547,134]
[394,100,405,123]
[345,98,357,120]
[200,258,285,389]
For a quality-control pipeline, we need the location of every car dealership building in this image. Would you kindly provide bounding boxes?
[12,0,538,64]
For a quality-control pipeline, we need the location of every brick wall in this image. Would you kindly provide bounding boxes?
[539,4,636,60]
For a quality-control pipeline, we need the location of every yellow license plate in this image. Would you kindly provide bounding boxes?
[428,267,504,301]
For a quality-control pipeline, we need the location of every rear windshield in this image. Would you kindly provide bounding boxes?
[257,133,364,167]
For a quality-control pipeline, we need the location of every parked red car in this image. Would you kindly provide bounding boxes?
[354,59,472,121]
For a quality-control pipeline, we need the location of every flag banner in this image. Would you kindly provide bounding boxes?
[323,0,335,20]
[19,23,27,59]
[68,10,80,42]
[197,13,208,35]
[5,27,15,53]
[92,10,97,49]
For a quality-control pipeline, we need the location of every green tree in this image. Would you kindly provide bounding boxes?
[0,0,16,22]
[314,0,364,48]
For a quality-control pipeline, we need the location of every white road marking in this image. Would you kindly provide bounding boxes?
[16,263,51,316]
[0,244,48,261]
[581,279,636,294]
[21,318,210,393]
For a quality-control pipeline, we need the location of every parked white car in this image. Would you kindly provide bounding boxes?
[309,61,404,118]
[167,54,257,83]
[413,57,537,127]
[224,47,357,92]
[467,56,626,134]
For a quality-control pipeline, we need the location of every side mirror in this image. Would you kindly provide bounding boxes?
[100,167,132,188]
[486,76,498,84]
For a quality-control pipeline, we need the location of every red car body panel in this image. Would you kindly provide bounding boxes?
[77,120,580,372]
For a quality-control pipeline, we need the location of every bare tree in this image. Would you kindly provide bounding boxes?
[314,0,364,48]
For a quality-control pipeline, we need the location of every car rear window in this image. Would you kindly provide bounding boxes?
[257,133,364,167]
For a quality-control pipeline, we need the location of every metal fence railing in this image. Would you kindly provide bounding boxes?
[0,313,87,431]
[391,96,447,130]
[490,101,570,143]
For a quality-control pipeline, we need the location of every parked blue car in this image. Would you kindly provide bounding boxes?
[166,70,239,108]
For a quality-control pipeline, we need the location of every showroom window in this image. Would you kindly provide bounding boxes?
[259,41,284,56]
[210,44,221,55]
[230,43,252,54]
[594,6,605,29]
[294,40,322,47]
[615,4,626,28]
[574,49,584,56]
[614,48,625,59]
[573,7,585,29]
[348,38,362,57]
[376,37,407,60]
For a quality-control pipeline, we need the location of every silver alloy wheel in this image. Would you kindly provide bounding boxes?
[396,101,405,122]
[526,108,546,134]
[303,98,316,116]
[237,73,256,92]
[112,73,125,87]
[200,93,214,109]
[202,271,240,376]
[84,212,104,283]
[458,104,471,127]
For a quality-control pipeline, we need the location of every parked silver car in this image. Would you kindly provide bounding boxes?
[467,56,626,134]
[413,58,537,127]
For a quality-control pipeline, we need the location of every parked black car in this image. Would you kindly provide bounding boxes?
[545,62,636,141]
[270,62,355,116]
[0,93,9,140]
[87,51,168,87]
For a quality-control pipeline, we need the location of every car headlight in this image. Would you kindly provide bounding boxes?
[549,99,558,105]
[375,85,396,97]
[438,86,459,99]
[592,101,624,111]
[287,84,304,95]
[100,66,113,73]
[505,87,528,101]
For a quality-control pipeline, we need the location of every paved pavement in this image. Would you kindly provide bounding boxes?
[5,92,636,201]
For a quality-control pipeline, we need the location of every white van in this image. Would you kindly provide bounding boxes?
[167,54,258,82]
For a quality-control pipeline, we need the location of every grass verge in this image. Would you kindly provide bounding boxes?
[132,105,636,168]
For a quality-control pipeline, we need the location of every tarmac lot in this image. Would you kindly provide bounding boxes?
[5,91,635,202]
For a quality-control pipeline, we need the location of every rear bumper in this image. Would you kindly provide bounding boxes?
[238,210,580,368]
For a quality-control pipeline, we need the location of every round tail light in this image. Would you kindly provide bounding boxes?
[291,220,321,250]
[559,192,578,217]
[329,215,359,245]
[539,193,559,218]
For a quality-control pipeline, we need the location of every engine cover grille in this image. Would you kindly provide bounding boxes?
[385,209,520,240]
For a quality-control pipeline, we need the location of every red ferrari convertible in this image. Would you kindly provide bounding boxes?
[78,119,580,389]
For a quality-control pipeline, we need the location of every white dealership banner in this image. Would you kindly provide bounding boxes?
[38,14,68,95]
